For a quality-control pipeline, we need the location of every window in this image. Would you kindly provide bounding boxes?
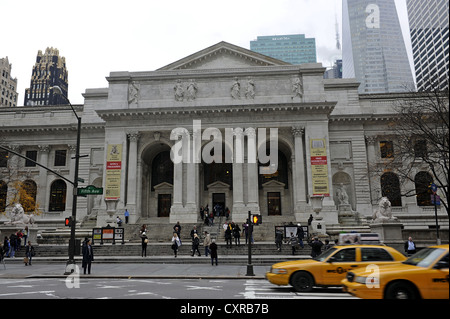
[25,150,37,167]
[0,151,8,167]
[361,248,394,262]
[380,141,394,158]
[19,180,37,212]
[414,140,428,159]
[381,172,402,206]
[0,181,7,212]
[49,179,67,211]
[332,248,356,262]
[267,192,281,215]
[54,150,67,166]
[415,171,433,206]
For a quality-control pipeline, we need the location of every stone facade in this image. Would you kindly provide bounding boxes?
[0,42,447,237]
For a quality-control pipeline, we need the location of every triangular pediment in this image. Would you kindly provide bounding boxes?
[207,180,231,190]
[153,182,173,191]
[158,41,290,71]
[262,180,286,188]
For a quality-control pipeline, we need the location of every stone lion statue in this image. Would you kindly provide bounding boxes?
[5,203,35,225]
[372,197,398,223]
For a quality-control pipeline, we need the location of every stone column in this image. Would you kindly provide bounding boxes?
[245,128,260,213]
[126,132,140,223]
[232,128,246,221]
[292,127,307,221]
[37,145,50,212]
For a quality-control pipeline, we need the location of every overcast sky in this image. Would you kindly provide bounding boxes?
[3,0,413,105]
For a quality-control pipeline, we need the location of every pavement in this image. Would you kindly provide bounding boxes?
[0,254,307,280]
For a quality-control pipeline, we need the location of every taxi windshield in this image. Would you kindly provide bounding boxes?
[314,247,337,262]
[403,248,445,268]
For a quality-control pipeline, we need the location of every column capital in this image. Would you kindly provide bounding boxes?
[127,132,141,142]
[291,126,305,137]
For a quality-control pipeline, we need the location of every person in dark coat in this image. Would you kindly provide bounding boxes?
[210,239,218,266]
[82,239,94,274]
[141,232,148,257]
[309,237,323,258]
[24,241,35,266]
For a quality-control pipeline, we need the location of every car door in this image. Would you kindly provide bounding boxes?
[427,253,449,299]
[321,247,358,285]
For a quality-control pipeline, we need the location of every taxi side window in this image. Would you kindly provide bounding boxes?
[361,248,394,262]
[333,248,356,262]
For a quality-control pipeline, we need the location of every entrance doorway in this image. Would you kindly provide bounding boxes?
[158,194,171,217]
[212,193,225,216]
[267,192,281,215]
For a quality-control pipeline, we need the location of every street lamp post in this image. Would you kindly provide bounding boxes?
[52,86,81,273]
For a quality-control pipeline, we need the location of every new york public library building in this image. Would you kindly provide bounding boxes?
[0,42,447,243]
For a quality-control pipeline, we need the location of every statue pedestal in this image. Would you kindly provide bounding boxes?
[370,222,403,245]
[0,226,38,246]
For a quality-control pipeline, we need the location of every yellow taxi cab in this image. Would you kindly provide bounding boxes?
[342,244,449,299]
[266,245,406,292]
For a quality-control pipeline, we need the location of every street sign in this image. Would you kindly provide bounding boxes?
[77,185,103,196]
[430,183,437,193]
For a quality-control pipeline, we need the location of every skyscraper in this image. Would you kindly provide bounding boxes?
[24,47,69,106]
[0,57,18,107]
[342,0,414,93]
[407,0,449,92]
[250,34,316,65]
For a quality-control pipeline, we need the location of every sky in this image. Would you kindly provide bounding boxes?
[2,0,414,105]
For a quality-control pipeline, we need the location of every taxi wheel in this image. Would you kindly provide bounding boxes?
[385,281,419,299]
[291,271,314,292]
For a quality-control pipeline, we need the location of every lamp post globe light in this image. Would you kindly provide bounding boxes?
[52,86,82,273]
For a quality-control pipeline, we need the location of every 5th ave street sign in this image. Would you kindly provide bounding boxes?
[77,185,103,196]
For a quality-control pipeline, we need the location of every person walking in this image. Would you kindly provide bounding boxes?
[224,224,232,248]
[171,232,181,257]
[297,224,305,248]
[275,229,283,252]
[289,232,299,255]
[203,231,211,257]
[141,231,148,257]
[82,239,94,274]
[124,208,130,224]
[232,222,241,246]
[191,233,201,256]
[309,237,323,258]
[24,241,35,266]
[404,236,417,256]
[210,239,218,266]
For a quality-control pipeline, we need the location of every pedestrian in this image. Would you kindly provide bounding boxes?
[404,236,416,256]
[232,222,241,246]
[23,227,29,248]
[140,224,148,236]
[141,231,148,257]
[200,206,204,221]
[82,239,94,274]
[225,224,232,248]
[308,214,314,226]
[309,237,323,258]
[323,239,332,251]
[9,232,16,258]
[297,224,305,248]
[275,229,283,252]
[210,239,218,266]
[289,232,299,255]
[190,225,199,240]
[124,208,130,224]
[191,233,201,256]
[24,241,35,266]
[204,231,211,257]
[3,236,10,258]
[116,216,123,227]
[171,232,181,257]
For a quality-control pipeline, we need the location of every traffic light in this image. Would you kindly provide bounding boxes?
[252,214,262,225]
[65,216,73,227]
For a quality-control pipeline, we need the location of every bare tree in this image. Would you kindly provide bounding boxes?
[383,87,449,216]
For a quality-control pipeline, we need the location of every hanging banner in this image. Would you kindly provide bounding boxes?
[310,138,330,196]
[105,144,123,200]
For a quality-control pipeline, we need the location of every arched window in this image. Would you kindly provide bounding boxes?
[415,171,433,206]
[49,179,67,211]
[20,180,37,212]
[151,151,174,190]
[0,180,7,212]
[381,172,402,207]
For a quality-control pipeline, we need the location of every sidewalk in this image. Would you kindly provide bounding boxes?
[0,255,307,279]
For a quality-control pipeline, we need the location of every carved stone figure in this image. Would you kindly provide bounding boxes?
[186,79,198,101]
[336,183,349,205]
[174,79,184,101]
[245,78,255,99]
[5,203,35,225]
[372,197,398,223]
[231,77,241,99]
[292,77,303,98]
[128,81,140,105]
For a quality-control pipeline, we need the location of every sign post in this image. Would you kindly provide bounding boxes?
[430,183,441,245]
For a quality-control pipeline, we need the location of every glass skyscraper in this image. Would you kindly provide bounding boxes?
[342,0,414,93]
[407,0,449,92]
[250,34,316,65]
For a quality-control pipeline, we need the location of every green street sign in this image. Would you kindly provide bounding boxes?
[77,185,103,196]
